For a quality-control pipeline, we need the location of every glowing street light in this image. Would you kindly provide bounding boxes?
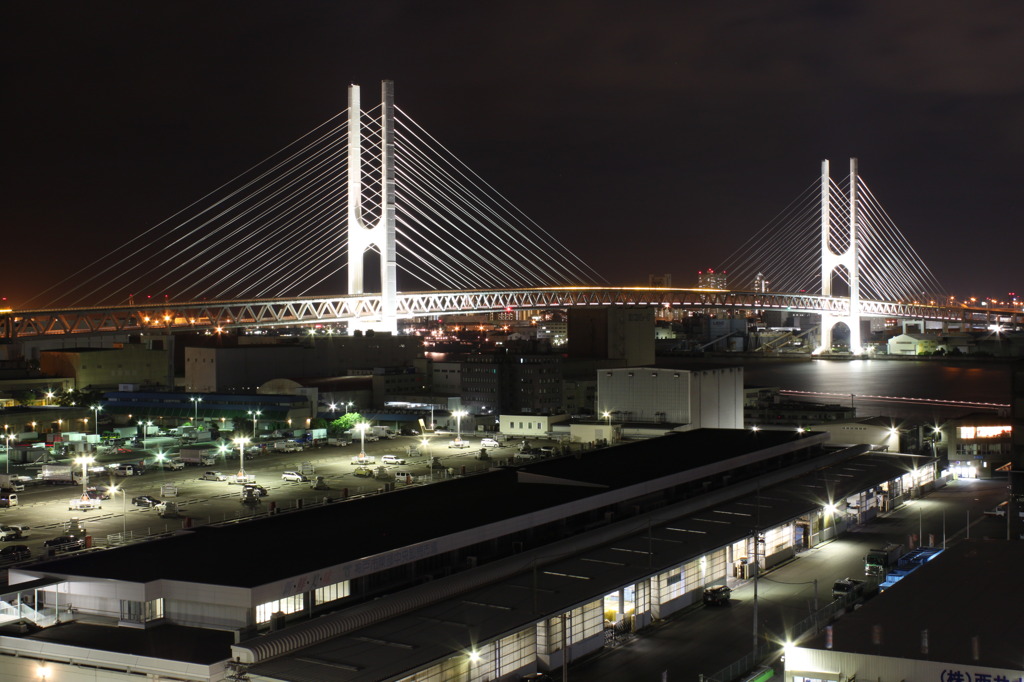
[109,484,128,536]
[248,410,261,439]
[602,410,611,427]
[190,396,202,424]
[356,422,369,457]
[91,404,102,436]
[233,437,250,478]
[74,455,95,497]
[453,410,467,444]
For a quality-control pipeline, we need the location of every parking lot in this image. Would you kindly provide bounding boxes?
[0,432,562,566]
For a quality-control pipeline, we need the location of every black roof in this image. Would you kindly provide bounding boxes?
[32,429,817,587]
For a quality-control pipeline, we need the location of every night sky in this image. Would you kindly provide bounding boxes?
[5,1,1024,308]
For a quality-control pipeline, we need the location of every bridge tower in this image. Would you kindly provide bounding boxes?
[346,81,398,334]
[818,158,863,354]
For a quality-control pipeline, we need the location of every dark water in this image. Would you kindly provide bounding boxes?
[664,357,1015,420]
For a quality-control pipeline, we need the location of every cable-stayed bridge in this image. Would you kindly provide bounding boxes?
[3,81,1020,347]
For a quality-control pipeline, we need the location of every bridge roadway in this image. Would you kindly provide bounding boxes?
[3,288,1020,339]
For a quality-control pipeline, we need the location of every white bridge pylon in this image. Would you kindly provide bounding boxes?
[346,81,398,334]
[818,158,862,354]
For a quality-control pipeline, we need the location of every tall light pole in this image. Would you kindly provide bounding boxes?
[91,404,102,437]
[190,396,202,424]
[74,455,94,498]
[110,484,127,537]
[356,422,369,457]
[248,410,261,439]
[234,437,249,478]
[4,434,13,475]
[453,410,467,444]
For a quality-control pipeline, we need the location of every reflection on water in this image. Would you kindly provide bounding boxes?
[664,357,1013,420]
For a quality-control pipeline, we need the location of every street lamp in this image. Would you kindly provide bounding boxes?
[74,455,94,498]
[356,422,369,457]
[248,410,261,439]
[141,420,153,450]
[453,410,467,444]
[109,484,127,537]
[91,404,102,437]
[190,396,202,424]
[4,434,14,475]
[233,437,249,478]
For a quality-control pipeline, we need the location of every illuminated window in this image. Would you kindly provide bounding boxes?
[120,598,164,623]
[314,580,350,605]
[256,595,304,624]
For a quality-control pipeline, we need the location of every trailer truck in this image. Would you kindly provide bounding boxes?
[864,543,904,577]
[179,446,218,466]
[40,465,82,485]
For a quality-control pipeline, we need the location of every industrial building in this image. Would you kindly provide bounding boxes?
[0,429,937,681]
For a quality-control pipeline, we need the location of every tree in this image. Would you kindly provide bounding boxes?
[329,412,364,434]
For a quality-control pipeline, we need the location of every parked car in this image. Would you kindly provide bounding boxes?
[480,438,500,448]
[353,466,374,478]
[200,471,228,481]
[86,486,112,500]
[44,535,85,552]
[448,440,470,449]
[703,585,731,606]
[132,495,162,508]
[381,454,407,465]
[282,471,309,482]
[243,484,269,497]
[0,525,26,541]
[0,544,31,561]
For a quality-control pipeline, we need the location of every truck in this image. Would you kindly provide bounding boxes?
[0,474,27,492]
[327,437,352,446]
[831,577,866,600]
[179,446,218,466]
[271,441,302,453]
[40,465,82,485]
[179,427,212,443]
[864,543,904,576]
[163,457,186,471]
[370,426,396,439]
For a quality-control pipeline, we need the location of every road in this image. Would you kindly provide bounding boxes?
[566,476,1009,681]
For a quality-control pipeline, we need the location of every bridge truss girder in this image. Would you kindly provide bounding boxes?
[2,289,1016,340]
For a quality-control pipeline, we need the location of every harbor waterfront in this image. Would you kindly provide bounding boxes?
[659,356,1014,420]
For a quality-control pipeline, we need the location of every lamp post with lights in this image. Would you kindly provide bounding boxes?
[234,437,249,478]
[91,404,102,436]
[109,484,128,537]
[453,410,467,444]
[356,422,369,458]
[190,396,202,424]
[248,410,261,439]
[74,455,94,498]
